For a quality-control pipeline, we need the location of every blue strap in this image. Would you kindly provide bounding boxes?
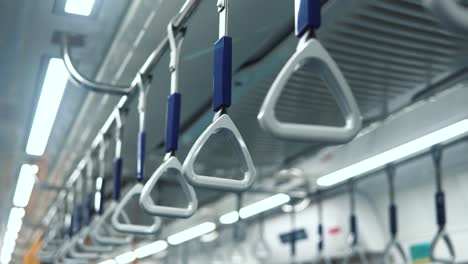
[350,214,357,246]
[85,192,93,225]
[165,93,181,152]
[318,224,324,251]
[68,213,74,238]
[435,191,446,227]
[137,132,146,182]
[389,204,397,237]
[213,36,232,112]
[75,204,83,232]
[296,0,321,38]
[113,158,123,200]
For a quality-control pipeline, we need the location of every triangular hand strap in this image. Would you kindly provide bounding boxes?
[430,229,456,264]
[140,156,198,218]
[76,226,113,253]
[257,37,362,143]
[92,201,133,246]
[111,184,162,235]
[183,114,256,192]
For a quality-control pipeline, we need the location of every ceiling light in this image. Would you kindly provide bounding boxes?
[64,0,96,16]
[167,222,216,245]
[26,58,68,156]
[13,165,37,207]
[115,251,136,264]
[239,194,290,219]
[219,211,239,225]
[134,240,168,259]
[317,119,468,187]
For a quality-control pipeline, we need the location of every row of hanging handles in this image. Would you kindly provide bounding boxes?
[44,0,468,262]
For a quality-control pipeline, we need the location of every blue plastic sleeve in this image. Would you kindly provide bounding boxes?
[389,204,397,236]
[85,192,93,225]
[436,191,446,227]
[75,204,82,231]
[68,213,74,238]
[113,158,123,201]
[213,36,232,112]
[296,0,321,37]
[318,224,324,251]
[137,132,146,182]
[350,214,357,245]
[165,93,181,152]
[99,178,106,215]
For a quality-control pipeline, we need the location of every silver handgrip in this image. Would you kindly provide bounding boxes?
[76,227,114,253]
[92,201,133,246]
[423,0,468,34]
[430,228,456,264]
[111,183,163,235]
[257,37,362,143]
[140,156,198,218]
[182,114,256,192]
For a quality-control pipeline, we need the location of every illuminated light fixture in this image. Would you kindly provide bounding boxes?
[317,119,468,187]
[239,194,290,219]
[13,165,38,207]
[94,191,101,213]
[134,240,168,259]
[64,0,96,16]
[167,222,216,245]
[219,211,239,225]
[26,58,68,156]
[99,260,116,264]
[115,251,136,264]
[6,207,25,234]
[200,231,219,243]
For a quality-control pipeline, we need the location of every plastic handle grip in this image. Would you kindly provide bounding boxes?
[137,132,146,182]
[165,93,182,153]
[257,39,362,143]
[113,158,123,201]
[435,191,446,227]
[213,36,232,112]
[295,0,321,37]
[389,204,397,237]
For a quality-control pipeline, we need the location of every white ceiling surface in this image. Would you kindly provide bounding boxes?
[0,0,129,255]
[2,0,468,259]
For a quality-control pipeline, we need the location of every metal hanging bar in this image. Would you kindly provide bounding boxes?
[42,0,203,227]
[61,0,202,96]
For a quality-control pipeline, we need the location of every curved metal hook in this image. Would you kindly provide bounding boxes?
[61,34,133,96]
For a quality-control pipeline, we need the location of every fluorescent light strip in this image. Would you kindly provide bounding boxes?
[26,58,69,156]
[167,222,216,245]
[13,165,37,207]
[134,240,168,259]
[65,0,96,16]
[239,194,291,219]
[219,211,239,225]
[317,119,468,187]
[115,251,136,264]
